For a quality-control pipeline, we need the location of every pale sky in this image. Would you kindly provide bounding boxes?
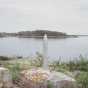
[0,0,88,34]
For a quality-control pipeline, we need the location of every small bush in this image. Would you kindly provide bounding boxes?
[47,81,54,88]
[0,56,12,61]
[59,56,88,72]
[31,52,43,67]
[76,72,88,88]
[7,62,21,81]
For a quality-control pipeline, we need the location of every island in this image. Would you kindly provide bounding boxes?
[0,30,78,38]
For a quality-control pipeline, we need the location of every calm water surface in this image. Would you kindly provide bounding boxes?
[0,37,88,61]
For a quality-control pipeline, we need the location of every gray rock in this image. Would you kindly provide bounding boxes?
[48,71,77,88]
[19,69,77,88]
[72,71,81,78]
[0,67,13,88]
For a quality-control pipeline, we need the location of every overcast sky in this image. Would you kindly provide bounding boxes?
[0,0,88,34]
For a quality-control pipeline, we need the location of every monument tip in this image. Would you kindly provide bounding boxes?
[44,34,47,40]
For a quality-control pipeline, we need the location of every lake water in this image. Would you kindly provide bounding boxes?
[0,36,88,61]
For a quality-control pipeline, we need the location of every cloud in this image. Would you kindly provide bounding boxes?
[16,0,80,34]
[0,0,16,32]
[0,0,88,34]
[81,0,88,16]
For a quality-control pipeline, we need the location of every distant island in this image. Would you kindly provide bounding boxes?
[0,30,78,38]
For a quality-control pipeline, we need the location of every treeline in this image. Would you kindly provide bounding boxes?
[0,30,77,38]
[0,32,17,37]
[17,30,67,38]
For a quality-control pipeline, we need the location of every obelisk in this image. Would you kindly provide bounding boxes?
[43,34,48,69]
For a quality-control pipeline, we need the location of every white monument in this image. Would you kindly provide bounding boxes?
[43,34,48,69]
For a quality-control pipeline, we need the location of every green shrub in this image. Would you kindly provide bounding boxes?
[62,56,88,72]
[7,62,21,81]
[76,72,88,88]
[47,81,54,88]
[31,52,43,67]
[0,56,12,61]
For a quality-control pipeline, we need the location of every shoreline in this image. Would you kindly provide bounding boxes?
[0,30,78,39]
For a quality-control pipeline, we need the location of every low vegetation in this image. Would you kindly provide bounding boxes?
[0,55,88,88]
[50,55,88,88]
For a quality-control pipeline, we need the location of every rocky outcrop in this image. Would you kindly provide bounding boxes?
[0,67,77,88]
[17,68,77,88]
[48,71,77,88]
[0,67,13,88]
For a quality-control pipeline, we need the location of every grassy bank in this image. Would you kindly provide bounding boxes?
[0,55,88,88]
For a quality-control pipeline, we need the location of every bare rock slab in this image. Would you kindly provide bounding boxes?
[48,71,77,88]
[18,68,77,88]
